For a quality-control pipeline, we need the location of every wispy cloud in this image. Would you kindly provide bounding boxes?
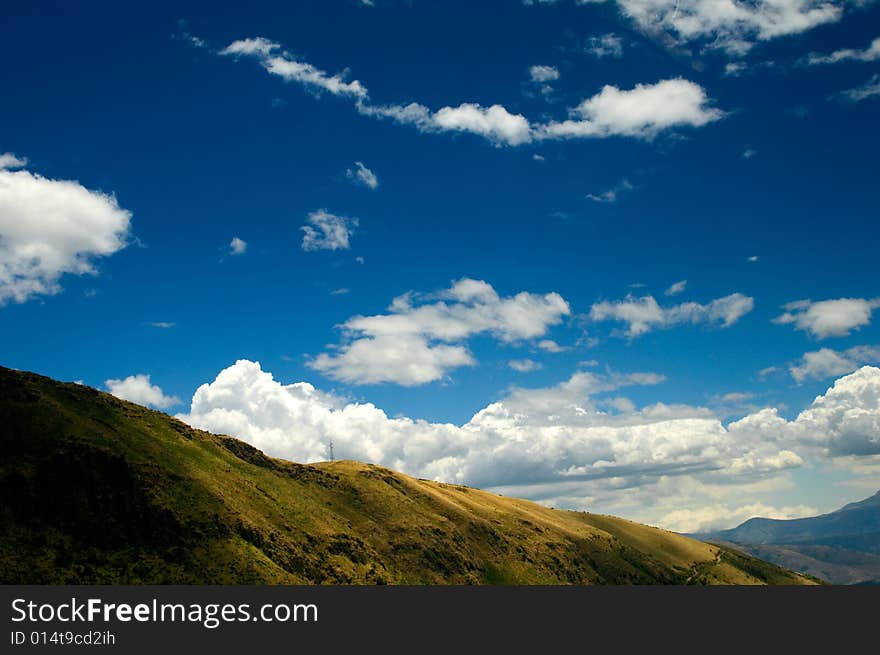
[587,179,633,203]
[509,358,543,372]
[216,37,723,146]
[586,33,623,58]
[591,292,754,337]
[346,161,379,189]
[839,74,880,103]
[301,210,358,252]
[805,36,880,66]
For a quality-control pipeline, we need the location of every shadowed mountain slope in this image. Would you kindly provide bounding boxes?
[697,492,880,584]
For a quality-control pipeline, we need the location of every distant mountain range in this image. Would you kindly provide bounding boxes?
[0,365,816,585]
[695,492,880,584]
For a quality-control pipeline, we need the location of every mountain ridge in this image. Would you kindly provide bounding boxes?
[0,365,817,585]
[695,490,880,584]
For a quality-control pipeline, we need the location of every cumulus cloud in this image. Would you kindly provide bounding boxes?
[772,297,880,339]
[216,37,722,146]
[586,179,633,203]
[345,161,378,189]
[308,278,570,385]
[229,236,247,255]
[301,209,358,251]
[528,65,560,83]
[0,154,132,305]
[790,345,880,383]
[539,79,724,141]
[106,374,180,409]
[664,280,688,296]
[590,292,754,337]
[781,366,880,457]
[180,362,880,529]
[806,35,880,65]
[586,33,624,58]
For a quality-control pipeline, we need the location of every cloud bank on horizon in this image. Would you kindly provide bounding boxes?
[178,359,880,533]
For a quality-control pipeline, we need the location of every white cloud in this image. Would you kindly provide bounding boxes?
[229,236,247,255]
[219,37,279,58]
[150,322,175,329]
[611,0,844,54]
[659,502,818,534]
[664,280,688,296]
[0,155,132,305]
[840,74,880,102]
[346,161,379,189]
[181,363,880,529]
[758,365,779,378]
[724,62,747,77]
[590,292,754,337]
[538,339,569,353]
[719,392,754,403]
[301,209,358,252]
[528,65,560,83]
[806,35,880,65]
[772,297,880,339]
[586,178,633,203]
[742,148,757,159]
[217,37,723,146]
[586,33,624,58]
[532,153,545,162]
[539,78,724,141]
[530,0,849,54]
[0,153,27,170]
[777,366,880,457]
[106,374,180,409]
[747,255,759,262]
[330,287,350,295]
[509,358,542,372]
[308,278,570,385]
[432,104,534,145]
[221,38,367,99]
[790,345,880,382]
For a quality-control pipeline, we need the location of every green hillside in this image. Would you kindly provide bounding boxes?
[0,366,818,585]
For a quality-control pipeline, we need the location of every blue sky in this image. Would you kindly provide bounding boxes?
[2,0,879,531]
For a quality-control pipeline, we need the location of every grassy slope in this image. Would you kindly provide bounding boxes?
[0,367,818,585]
